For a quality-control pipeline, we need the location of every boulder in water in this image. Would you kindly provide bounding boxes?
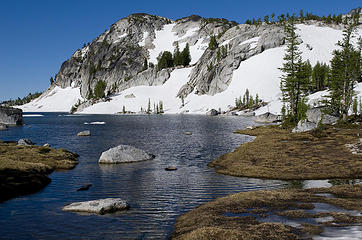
[77,130,91,136]
[99,145,155,164]
[62,198,129,214]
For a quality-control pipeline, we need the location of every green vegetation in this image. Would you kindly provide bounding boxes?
[280,16,310,125]
[157,43,192,70]
[326,20,361,120]
[208,35,218,50]
[235,89,263,110]
[209,124,362,180]
[244,9,359,26]
[1,92,43,107]
[94,80,107,99]
[70,99,84,114]
[0,141,78,202]
[172,184,362,239]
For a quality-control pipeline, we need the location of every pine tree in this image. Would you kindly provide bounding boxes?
[122,105,126,114]
[143,58,148,71]
[352,97,358,115]
[147,98,151,114]
[208,36,218,50]
[279,16,307,123]
[181,43,191,66]
[327,20,361,119]
[50,77,54,85]
[173,42,182,66]
[159,101,164,113]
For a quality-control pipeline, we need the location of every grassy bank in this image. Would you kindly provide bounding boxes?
[0,140,78,202]
[209,124,362,180]
[172,184,362,240]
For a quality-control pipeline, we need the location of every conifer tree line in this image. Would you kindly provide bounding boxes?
[245,10,360,26]
[235,89,263,110]
[145,98,164,114]
[157,43,191,70]
[280,15,361,125]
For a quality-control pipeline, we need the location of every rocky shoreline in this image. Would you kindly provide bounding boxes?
[0,140,78,202]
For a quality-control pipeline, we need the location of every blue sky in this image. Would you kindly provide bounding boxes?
[0,0,359,101]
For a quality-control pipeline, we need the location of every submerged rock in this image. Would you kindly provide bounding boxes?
[165,166,177,171]
[255,112,279,123]
[77,184,92,191]
[98,145,155,164]
[17,138,35,146]
[62,198,129,214]
[0,107,24,126]
[77,130,91,136]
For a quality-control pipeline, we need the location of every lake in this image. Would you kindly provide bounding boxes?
[0,113,286,239]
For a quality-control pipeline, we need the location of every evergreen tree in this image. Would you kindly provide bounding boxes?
[143,58,148,71]
[208,35,218,50]
[122,105,126,114]
[50,76,54,85]
[271,13,275,23]
[157,51,174,70]
[264,15,269,24]
[173,42,183,66]
[159,101,164,113]
[327,20,360,119]
[311,62,329,92]
[181,43,191,66]
[279,17,307,123]
[94,80,107,99]
[147,98,151,114]
[352,97,358,115]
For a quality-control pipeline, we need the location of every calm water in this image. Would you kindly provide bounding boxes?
[0,113,286,239]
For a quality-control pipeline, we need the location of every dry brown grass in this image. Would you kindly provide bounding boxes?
[0,141,78,201]
[209,125,362,180]
[172,184,362,240]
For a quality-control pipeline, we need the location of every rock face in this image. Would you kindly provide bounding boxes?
[0,123,8,131]
[77,130,91,136]
[255,112,279,123]
[0,107,24,126]
[62,198,129,215]
[99,145,155,164]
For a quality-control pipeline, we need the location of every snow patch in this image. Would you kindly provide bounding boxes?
[23,114,44,117]
[84,122,106,125]
[138,32,149,46]
[19,87,83,113]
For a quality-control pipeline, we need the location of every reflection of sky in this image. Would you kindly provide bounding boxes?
[0,113,286,239]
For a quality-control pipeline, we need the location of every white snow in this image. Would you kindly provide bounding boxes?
[78,68,192,114]
[138,32,149,46]
[84,121,106,125]
[23,114,44,117]
[19,87,83,112]
[25,24,362,116]
[239,37,260,49]
[148,24,178,64]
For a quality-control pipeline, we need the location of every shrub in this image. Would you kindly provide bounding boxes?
[94,80,107,99]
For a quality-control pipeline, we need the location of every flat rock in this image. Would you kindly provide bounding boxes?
[77,130,91,136]
[62,198,129,215]
[99,145,155,164]
[17,138,35,146]
[0,123,8,131]
[185,132,192,135]
[165,166,177,171]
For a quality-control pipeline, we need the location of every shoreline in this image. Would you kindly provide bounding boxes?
[0,140,78,202]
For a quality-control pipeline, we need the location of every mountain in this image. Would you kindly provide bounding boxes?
[20,11,362,114]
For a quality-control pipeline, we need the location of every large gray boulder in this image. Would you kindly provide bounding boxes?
[293,108,339,132]
[0,107,24,126]
[99,145,155,164]
[62,198,129,215]
[0,123,8,131]
[255,112,279,123]
[292,120,317,133]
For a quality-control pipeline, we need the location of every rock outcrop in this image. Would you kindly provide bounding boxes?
[99,145,155,164]
[293,108,339,133]
[62,198,129,214]
[0,107,24,126]
[255,112,279,123]
[17,139,35,146]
